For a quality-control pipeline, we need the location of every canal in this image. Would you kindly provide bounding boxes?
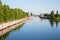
[0,17,60,40]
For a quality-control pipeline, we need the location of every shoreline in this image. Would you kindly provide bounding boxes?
[0,16,34,31]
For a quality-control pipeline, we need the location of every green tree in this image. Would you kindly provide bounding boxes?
[0,0,28,23]
[50,10,55,18]
[9,9,15,20]
[0,0,4,22]
[55,10,58,17]
[3,5,10,22]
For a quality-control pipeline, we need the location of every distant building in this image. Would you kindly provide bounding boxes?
[40,14,44,17]
[28,12,33,17]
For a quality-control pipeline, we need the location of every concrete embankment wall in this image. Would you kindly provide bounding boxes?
[0,17,33,31]
[0,16,34,36]
[0,20,25,36]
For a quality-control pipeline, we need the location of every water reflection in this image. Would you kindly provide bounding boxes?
[49,19,55,27]
[40,19,44,24]
[40,18,60,28]
[0,23,24,40]
[49,19,59,27]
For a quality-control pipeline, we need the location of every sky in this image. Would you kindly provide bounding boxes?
[2,0,60,15]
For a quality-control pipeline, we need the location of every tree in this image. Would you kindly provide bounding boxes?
[55,10,58,17]
[3,5,10,22]
[0,0,4,22]
[31,13,33,16]
[0,0,28,23]
[50,10,55,18]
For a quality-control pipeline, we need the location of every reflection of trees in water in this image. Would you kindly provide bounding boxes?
[49,19,59,27]
[12,23,24,31]
[0,31,10,40]
[55,21,58,27]
[49,19,54,27]
[0,24,24,40]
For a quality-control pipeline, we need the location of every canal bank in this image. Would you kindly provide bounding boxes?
[0,16,34,31]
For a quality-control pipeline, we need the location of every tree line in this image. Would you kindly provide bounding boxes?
[44,10,60,19]
[42,10,60,22]
[0,0,28,23]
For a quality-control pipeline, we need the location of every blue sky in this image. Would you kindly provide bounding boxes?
[2,0,60,15]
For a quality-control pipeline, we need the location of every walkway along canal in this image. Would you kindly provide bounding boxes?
[0,17,33,31]
[0,17,60,40]
[0,16,34,35]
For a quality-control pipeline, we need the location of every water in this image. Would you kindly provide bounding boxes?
[0,17,60,40]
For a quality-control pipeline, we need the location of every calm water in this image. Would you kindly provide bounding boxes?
[0,17,60,40]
